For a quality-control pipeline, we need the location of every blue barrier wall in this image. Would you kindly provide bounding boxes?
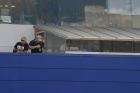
[0,53,140,93]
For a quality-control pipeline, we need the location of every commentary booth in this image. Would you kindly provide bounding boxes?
[34,25,140,53]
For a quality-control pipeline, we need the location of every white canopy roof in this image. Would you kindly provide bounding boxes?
[34,25,140,41]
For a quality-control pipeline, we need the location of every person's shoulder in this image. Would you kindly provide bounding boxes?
[16,42,21,44]
[14,42,20,46]
[29,40,35,43]
[25,42,29,45]
[30,39,35,42]
[29,39,36,45]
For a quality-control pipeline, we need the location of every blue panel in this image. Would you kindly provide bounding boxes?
[16,81,85,93]
[19,54,83,68]
[82,55,140,70]
[14,82,140,93]
[0,53,19,67]
[81,82,140,93]
[1,53,140,93]
[0,81,18,93]
[18,69,83,81]
[83,70,140,82]
[0,68,19,80]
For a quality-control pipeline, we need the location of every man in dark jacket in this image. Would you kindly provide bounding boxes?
[29,35,47,53]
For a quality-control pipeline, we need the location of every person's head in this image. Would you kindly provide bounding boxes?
[66,39,72,47]
[21,37,26,44]
[35,35,42,42]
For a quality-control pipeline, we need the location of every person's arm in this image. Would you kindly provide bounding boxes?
[13,42,18,52]
[13,47,17,52]
[43,45,47,49]
[42,40,47,49]
[29,45,40,49]
[29,41,40,49]
[17,50,27,53]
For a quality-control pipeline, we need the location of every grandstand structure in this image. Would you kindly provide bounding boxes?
[1,1,140,93]
[1,0,140,53]
[34,0,140,53]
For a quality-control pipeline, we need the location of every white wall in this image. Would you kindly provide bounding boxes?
[0,24,34,52]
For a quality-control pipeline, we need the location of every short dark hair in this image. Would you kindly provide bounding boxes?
[66,39,72,44]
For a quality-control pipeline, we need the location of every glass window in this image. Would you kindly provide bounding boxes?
[101,41,112,52]
[84,0,108,27]
[0,0,36,24]
[108,0,132,27]
[59,0,85,26]
[134,41,140,52]
[36,0,59,25]
[113,41,133,52]
[132,0,140,28]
